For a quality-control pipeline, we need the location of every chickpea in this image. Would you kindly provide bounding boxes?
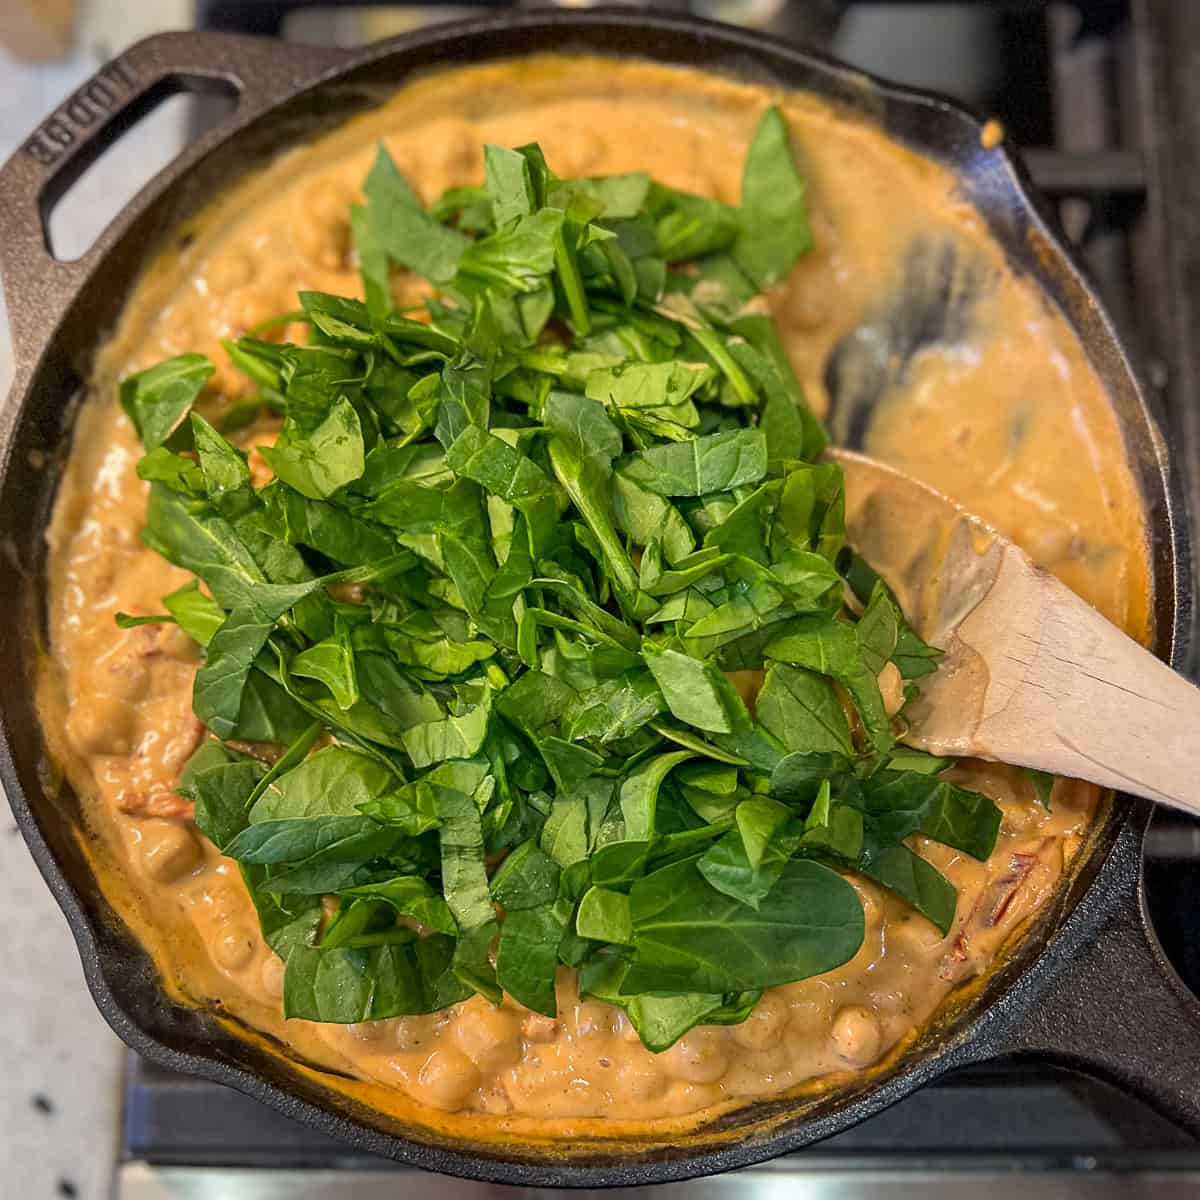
[209,358,253,401]
[452,999,521,1072]
[157,307,198,352]
[67,697,135,757]
[392,274,433,311]
[664,1032,729,1085]
[107,523,137,550]
[732,992,789,1052]
[782,256,836,329]
[348,1020,393,1045]
[521,1013,558,1043]
[247,443,276,489]
[394,1016,435,1053]
[723,1043,793,1097]
[476,1087,512,1116]
[327,582,366,605]
[667,168,716,198]
[212,926,257,972]
[227,288,284,335]
[289,223,323,267]
[872,985,914,1018]
[949,763,1018,807]
[306,178,350,227]
[807,209,837,259]
[1004,802,1039,836]
[138,820,201,883]
[159,715,206,778]
[206,250,253,294]
[116,614,159,657]
[725,669,764,711]
[158,623,198,662]
[293,180,350,270]
[877,662,906,716]
[434,122,480,184]
[105,654,150,705]
[414,1047,480,1112]
[557,127,607,175]
[260,954,285,1001]
[830,1005,882,1067]
[614,1055,668,1102]
[201,881,245,925]
[1026,526,1078,569]
[887,913,944,957]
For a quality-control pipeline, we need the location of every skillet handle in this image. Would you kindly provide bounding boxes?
[975,818,1200,1137]
[0,31,348,379]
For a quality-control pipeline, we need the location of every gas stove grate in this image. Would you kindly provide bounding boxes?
[123,1052,1200,1170]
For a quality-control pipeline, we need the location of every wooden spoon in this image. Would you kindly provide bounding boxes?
[834,448,1199,815]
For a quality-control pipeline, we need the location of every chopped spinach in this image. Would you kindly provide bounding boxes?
[125,115,998,1053]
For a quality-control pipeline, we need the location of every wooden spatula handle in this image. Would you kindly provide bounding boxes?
[942,547,1200,816]
[836,448,1198,813]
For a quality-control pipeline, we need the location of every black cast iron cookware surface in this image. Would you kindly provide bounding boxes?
[0,9,1197,1186]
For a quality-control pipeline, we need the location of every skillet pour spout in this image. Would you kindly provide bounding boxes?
[0,10,1198,1185]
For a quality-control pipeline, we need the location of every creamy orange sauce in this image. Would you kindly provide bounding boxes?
[40,56,1150,1139]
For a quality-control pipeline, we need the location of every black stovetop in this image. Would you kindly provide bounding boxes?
[122,0,1200,1179]
[125,1055,1199,1169]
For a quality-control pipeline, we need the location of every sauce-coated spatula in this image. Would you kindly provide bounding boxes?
[835,449,1199,815]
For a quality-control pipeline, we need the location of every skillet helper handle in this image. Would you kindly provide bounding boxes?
[0,31,347,378]
[982,822,1200,1137]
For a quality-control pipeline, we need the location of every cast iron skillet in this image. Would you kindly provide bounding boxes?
[0,9,1198,1187]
